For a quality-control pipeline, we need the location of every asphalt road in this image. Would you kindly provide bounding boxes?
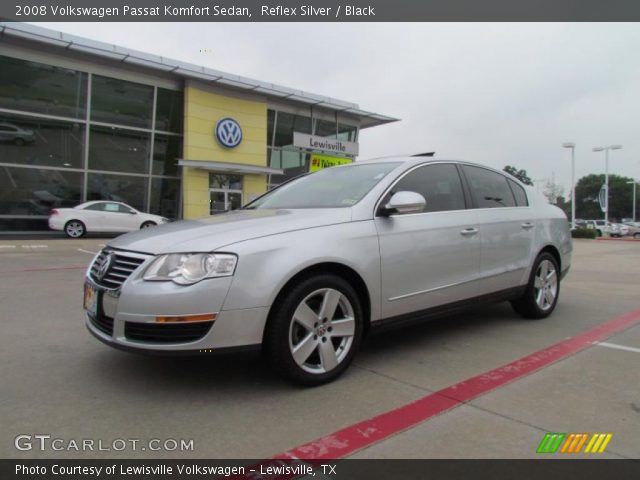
[1,238,639,459]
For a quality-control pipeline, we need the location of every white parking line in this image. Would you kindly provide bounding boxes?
[0,245,17,249]
[594,341,640,354]
[20,244,49,249]
[77,248,97,255]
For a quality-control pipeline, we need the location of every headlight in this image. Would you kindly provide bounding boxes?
[143,253,237,285]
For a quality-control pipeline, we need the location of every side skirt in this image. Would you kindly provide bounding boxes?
[370,286,527,333]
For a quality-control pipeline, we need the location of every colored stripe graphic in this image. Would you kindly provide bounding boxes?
[570,434,589,453]
[585,433,613,454]
[537,433,565,453]
[538,432,613,454]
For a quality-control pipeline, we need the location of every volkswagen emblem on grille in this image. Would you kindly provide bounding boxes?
[96,252,115,281]
[215,117,242,148]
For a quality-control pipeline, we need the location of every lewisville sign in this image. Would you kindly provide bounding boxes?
[293,132,359,156]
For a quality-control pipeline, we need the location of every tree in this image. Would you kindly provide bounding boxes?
[503,165,534,186]
[574,174,635,221]
[543,178,564,205]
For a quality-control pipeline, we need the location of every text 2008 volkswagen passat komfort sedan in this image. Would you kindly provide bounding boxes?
[85,158,572,385]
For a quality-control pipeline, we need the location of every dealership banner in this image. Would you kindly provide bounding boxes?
[309,154,353,172]
[2,0,640,21]
[2,459,640,479]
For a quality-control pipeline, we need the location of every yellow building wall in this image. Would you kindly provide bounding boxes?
[183,84,268,219]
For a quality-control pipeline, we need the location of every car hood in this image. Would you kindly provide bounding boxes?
[107,208,352,254]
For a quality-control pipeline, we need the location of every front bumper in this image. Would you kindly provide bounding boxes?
[85,272,268,353]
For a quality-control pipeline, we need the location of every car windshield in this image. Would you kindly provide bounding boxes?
[245,162,400,209]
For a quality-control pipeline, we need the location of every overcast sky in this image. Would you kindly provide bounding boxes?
[37,22,640,193]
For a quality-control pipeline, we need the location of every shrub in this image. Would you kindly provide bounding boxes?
[571,228,597,239]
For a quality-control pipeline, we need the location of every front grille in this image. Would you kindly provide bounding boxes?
[125,321,214,344]
[90,249,150,289]
[89,312,114,336]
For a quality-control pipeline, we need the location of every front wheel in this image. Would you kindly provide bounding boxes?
[64,220,85,238]
[140,221,156,229]
[264,274,364,386]
[511,252,560,319]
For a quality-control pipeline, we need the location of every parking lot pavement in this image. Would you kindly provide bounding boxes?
[1,239,639,459]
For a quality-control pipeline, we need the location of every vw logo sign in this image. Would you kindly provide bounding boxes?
[96,252,115,281]
[215,117,242,148]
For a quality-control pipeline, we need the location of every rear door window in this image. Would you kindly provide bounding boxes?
[462,165,516,208]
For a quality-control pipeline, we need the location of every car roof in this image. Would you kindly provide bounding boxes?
[76,200,131,208]
[354,156,529,186]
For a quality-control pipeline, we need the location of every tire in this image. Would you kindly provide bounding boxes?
[511,252,560,319]
[64,220,86,238]
[634,233,640,239]
[264,274,364,386]
[140,221,156,229]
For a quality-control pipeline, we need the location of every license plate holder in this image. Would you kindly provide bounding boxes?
[84,283,99,317]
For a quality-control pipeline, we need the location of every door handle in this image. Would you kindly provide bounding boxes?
[521,222,535,230]
[460,227,479,237]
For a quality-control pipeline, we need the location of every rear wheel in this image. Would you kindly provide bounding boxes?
[511,252,560,319]
[64,220,85,238]
[265,274,363,386]
[634,232,640,239]
[140,221,156,229]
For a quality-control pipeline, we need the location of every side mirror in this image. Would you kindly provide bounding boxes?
[129,211,137,215]
[381,191,426,216]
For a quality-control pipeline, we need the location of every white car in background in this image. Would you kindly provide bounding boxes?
[49,201,169,238]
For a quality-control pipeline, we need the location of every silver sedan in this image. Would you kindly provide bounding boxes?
[84,157,572,385]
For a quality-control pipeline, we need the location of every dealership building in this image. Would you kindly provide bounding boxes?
[0,22,397,232]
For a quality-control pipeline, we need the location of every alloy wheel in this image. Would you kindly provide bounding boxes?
[533,259,558,311]
[288,288,356,374]
[66,221,84,238]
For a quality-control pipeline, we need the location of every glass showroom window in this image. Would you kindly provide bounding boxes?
[91,75,154,129]
[0,55,88,119]
[150,177,180,219]
[0,113,85,169]
[337,123,357,142]
[87,173,148,212]
[155,88,183,133]
[89,126,151,174]
[273,111,312,147]
[0,166,83,216]
[153,134,182,177]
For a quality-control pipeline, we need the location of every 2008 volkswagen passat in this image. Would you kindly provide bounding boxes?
[85,157,572,385]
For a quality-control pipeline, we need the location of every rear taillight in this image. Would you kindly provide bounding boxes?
[50,209,59,216]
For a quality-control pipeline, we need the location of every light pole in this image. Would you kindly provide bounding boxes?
[592,145,622,223]
[627,180,637,222]
[562,142,576,229]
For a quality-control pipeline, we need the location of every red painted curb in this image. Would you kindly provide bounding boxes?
[273,307,640,461]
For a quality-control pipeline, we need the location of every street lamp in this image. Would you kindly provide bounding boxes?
[627,180,637,222]
[592,145,622,223]
[562,142,576,229]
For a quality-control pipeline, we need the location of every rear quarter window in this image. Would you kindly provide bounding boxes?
[507,178,529,207]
